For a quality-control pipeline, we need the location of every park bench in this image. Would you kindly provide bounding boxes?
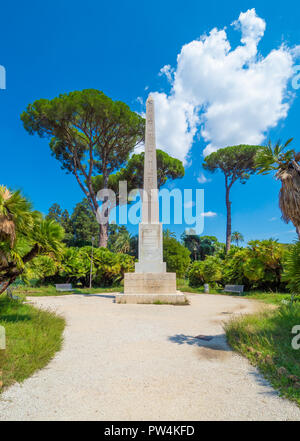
[223,285,244,295]
[55,283,73,292]
[5,286,20,300]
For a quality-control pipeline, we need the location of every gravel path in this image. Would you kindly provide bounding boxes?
[0,293,299,421]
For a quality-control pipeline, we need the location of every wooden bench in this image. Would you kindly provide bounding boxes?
[55,283,73,292]
[223,285,244,295]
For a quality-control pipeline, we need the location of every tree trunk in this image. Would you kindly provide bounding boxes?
[99,223,108,248]
[225,185,232,254]
[0,280,10,295]
[0,244,40,291]
[98,170,109,248]
[296,225,300,240]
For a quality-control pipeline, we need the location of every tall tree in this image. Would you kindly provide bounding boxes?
[70,199,100,247]
[231,231,244,247]
[46,203,62,224]
[203,145,259,253]
[181,232,221,260]
[92,149,185,204]
[46,204,73,245]
[255,139,300,238]
[21,89,145,248]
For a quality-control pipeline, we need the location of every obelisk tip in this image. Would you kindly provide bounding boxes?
[147,94,154,102]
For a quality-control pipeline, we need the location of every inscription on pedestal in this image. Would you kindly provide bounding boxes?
[140,224,162,261]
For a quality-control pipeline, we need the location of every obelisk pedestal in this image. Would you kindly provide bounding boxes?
[116,96,186,304]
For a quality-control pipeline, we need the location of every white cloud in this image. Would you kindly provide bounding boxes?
[201,211,217,217]
[269,217,277,222]
[136,96,144,105]
[150,8,299,162]
[197,172,211,184]
[159,64,175,83]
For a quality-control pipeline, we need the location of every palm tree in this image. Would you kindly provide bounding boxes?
[256,139,300,238]
[0,186,33,247]
[0,217,64,293]
[0,188,65,293]
[112,230,132,254]
[231,231,244,247]
[283,241,300,294]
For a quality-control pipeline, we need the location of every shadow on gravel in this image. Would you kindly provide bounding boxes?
[168,333,228,347]
[168,333,232,361]
[169,334,284,396]
[248,371,280,397]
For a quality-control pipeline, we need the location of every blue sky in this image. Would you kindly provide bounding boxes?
[1,0,300,244]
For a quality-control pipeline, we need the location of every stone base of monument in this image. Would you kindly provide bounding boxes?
[116,272,187,304]
[115,293,187,304]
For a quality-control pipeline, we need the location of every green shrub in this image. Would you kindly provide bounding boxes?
[223,239,286,291]
[283,241,300,294]
[163,237,191,278]
[93,247,134,286]
[21,255,58,285]
[41,246,135,287]
[222,248,248,286]
[188,256,223,287]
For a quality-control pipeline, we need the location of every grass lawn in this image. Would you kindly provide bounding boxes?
[14,285,124,297]
[225,303,300,406]
[0,294,65,392]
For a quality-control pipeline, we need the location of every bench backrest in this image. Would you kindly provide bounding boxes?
[55,283,72,291]
[224,285,244,292]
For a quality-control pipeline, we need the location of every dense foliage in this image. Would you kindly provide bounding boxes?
[223,239,285,290]
[188,239,287,291]
[92,149,185,196]
[188,256,223,286]
[47,200,100,247]
[21,89,145,247]
[163,237,191,278]
[181,233,224,261]
[0,187,64,293]
[24,246,135,287]
[283,241,300,294]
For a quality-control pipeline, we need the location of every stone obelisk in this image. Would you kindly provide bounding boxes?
[135,95,165,273]
[116,95,185,304]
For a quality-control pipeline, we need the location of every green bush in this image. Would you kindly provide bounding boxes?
[39,246,135,287]
[221,248,248,286]
[187,239,287,291]
[21,255,58,284]
[163,237,191,278]
[283,241,300,294]
[188,256,223,287]
[223,239,286,291]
